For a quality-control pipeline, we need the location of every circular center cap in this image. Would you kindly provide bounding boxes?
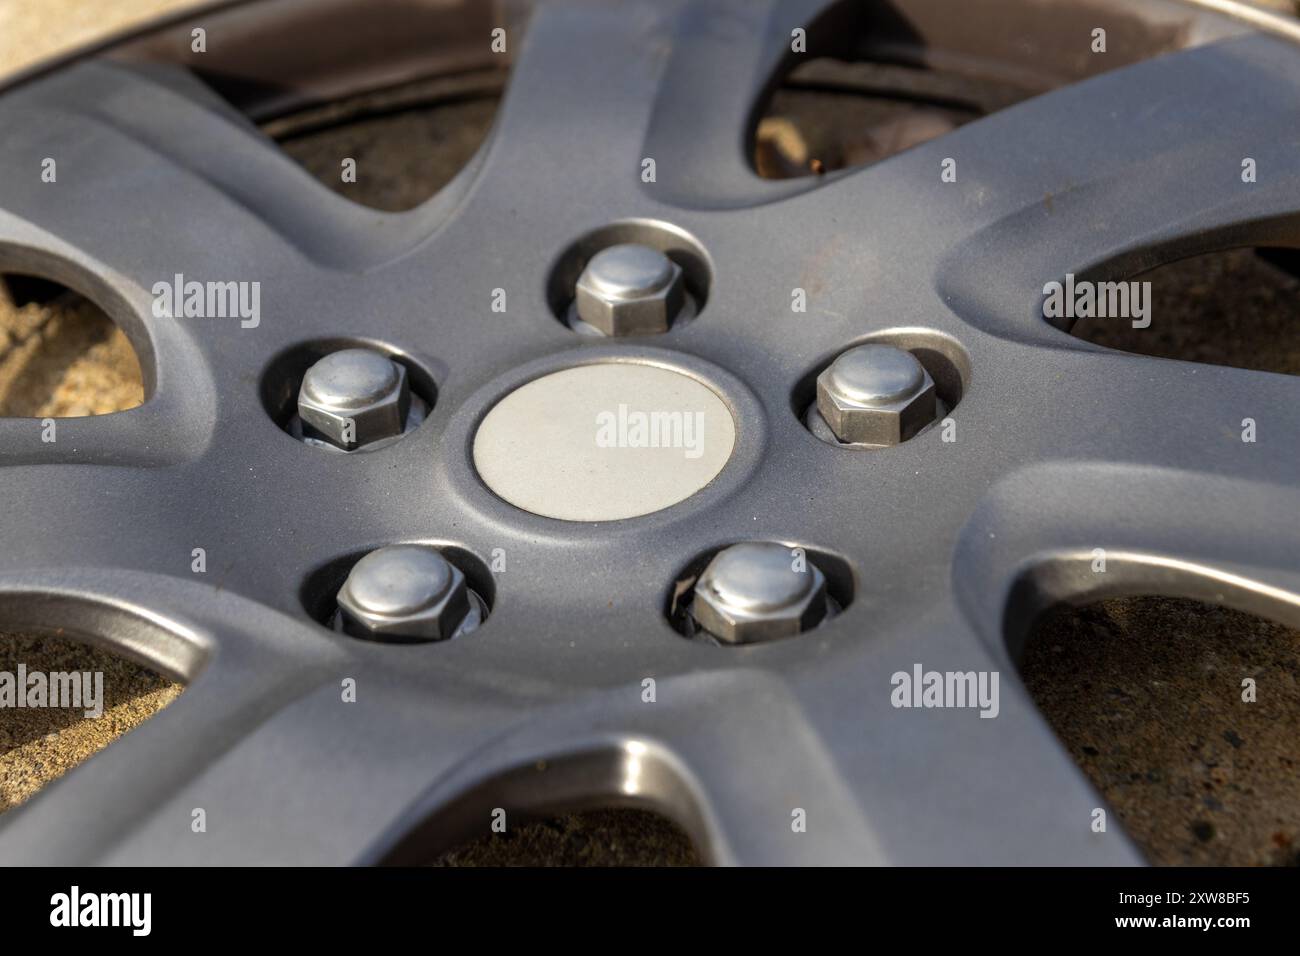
[344,546,454,616]
[825,344,925,407]
[473,363,736,521]
[302,349,400,410]
[584,244,675,299]
[703,542,815,613]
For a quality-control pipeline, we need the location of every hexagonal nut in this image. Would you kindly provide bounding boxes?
[574,246,685,336]
[298,349,411,450]
[336,546,471,642]
[690,543,828,645]
[816,347,937,446]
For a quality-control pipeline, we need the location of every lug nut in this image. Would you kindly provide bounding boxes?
[298,348,410,450]
[816,344,936,446]
[336,545,477,642]
[690,542,828,645]
[574,243,685,336]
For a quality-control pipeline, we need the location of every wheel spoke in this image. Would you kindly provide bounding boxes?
[0,574,528,864]
[955,455,1300,665]
[781,592,1144,864]
[734,33,1300,345]
[0,60,412,273]
[1013,345,1300,490]
[361,668,883,866]
[455,0,692,214]
[632,669,885,865]
[641,0,836,209]
[0,574,329,862]
[927,33,1300,341]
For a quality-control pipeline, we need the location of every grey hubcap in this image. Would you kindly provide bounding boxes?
[1,0,1298,865]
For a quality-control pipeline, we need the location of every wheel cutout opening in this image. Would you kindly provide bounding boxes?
[432,808,702,867]
[262,70,506,212]
[1063,248,1300,376]
[756,57,1012,179]
[753,0,1197,179]
[1020,596,1300,866]
[0,274,144,417]
[116,0,515,213]
[376,741,710,866]
[1,631,183,815]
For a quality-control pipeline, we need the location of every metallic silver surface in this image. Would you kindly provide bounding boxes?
[335,545,474,642]
[298,348,411,450]
[691,542,829,644]
[574,243,685,335]
[816,345,937,446]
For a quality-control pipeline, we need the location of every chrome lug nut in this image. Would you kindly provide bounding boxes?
[336,545,475,642]
[574,243,685,336]
[816,344,936,446]
[298,348,410,451]
[690,542,828,645]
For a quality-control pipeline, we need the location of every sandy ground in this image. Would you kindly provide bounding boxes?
[0,284,143,418]
[0,0,206,78]
[1,0,1297,867]
[1025,599,1300,866]
[0,635,181,814]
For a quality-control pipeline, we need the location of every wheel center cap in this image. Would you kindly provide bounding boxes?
[472,363,736,521]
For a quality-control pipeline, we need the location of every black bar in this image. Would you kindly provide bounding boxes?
[0,866,1290,942]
